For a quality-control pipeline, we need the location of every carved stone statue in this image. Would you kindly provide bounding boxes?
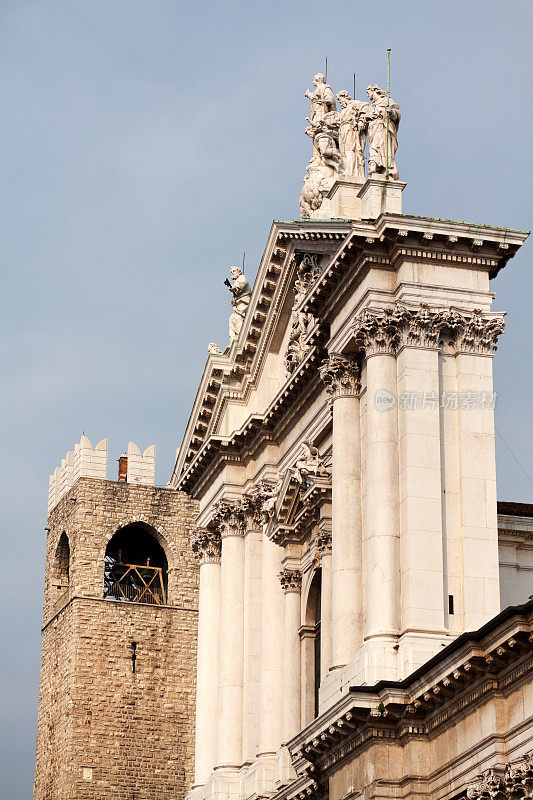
[289,441,330,489]
[285,254,321,374]
[304,73,336,123]
[335,90,368,180]
[207,342,223,355]
[364,84,400,180]
[226,266,251,343]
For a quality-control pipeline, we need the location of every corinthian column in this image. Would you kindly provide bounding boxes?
[319,354,363,668]
[279,569,302,742]
[215,502,246,770]
[353,310,400,641]
[258,531,284,757]
[191,529,221,786]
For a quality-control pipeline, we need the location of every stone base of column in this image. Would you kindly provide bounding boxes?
[396,631,454,680]
[243,753,277,800]
[187,768,241,800]
[275,746,297,789]
[319,632,453,713]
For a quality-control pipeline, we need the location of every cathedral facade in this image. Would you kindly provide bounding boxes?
[34,73,532,800]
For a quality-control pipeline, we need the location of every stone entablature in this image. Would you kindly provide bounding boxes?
[172,216,526,494]
[282,602,533,800]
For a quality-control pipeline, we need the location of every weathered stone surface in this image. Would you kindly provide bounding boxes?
[34,478,199,800]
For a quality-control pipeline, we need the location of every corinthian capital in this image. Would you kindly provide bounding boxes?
[351,307,403,355]
[319,353,361,398]
[316,528,332,555]
[453,310,505,354]
[279,568,302,593]
[212,499,246,538]
[192,529,221,565]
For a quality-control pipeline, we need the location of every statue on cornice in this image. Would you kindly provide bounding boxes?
[289,441,331,490]
[226,266,252,343]
[336,90,368,180]
[305,73,336,123]
[364,84,400,180]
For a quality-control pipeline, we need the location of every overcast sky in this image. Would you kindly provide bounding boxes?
[1,1,532,796]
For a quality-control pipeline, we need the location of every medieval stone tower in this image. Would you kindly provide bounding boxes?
[34,436,199,800]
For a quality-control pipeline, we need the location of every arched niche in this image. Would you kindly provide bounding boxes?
[52,532,70,598]
[104,522,168,605]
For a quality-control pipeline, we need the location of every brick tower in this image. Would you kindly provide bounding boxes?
[34,436,199,800]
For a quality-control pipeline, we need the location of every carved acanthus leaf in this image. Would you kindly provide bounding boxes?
[350,305,505,356]
[191,529,221,565]
[319,353,361,398]
[212,499,246,538]
[279,568,303,593]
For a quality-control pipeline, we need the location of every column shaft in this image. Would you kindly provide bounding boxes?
[364,352,400,638]
[258,535,284,755]
[331,394,363,666]
[217,532,245,768]
[194,559,221,785]
[319,547,332,680]
[281,576,301,742]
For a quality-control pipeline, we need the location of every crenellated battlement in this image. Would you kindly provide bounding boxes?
[48,435,108,513]
[48,437,157,513]
[126,441,156,486]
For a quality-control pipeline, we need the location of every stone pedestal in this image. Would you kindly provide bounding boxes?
[316,178,364,220]
[358,177,406,218]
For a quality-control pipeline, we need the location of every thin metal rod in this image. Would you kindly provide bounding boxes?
[242,252,245,271]
[386,49,391,180]
[325,56,328,81]
[353,71,356,99]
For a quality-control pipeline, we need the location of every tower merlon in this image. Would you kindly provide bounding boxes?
[48,435,108,513]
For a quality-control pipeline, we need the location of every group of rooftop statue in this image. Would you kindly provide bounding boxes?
[300,73,400,218]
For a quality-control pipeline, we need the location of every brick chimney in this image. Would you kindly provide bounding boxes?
[118,455,128,482]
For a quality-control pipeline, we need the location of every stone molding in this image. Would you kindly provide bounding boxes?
[319,353,361,398]
[212,500,246,539]
[467,752,533,800]
[191,529,222,565]
[351,304,506,357]
[279,569,303,594]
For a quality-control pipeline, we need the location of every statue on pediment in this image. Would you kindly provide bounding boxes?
[289,441,331,490]
[336,90,368,180]
[225,266,252,343]
[364,84,400,180]
[305,73,336,124]
[300,74,341,219]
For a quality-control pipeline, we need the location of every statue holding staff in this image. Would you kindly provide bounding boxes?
[364,83,400,180]
[335,90,368,180]
[225,266,251,342]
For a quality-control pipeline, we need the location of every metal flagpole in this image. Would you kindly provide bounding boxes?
[353,71,356,99]
[242,252,246,271]
[325,56,328,81]
[386,48,391,180]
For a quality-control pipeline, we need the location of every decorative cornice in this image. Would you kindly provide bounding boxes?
[279,568,303,593]
[191,529,221,565]
[212,499,246,538]
[351,304,506,357]
[319,353,361,398]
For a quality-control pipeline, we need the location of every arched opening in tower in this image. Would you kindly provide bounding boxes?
[104,523,168,605]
